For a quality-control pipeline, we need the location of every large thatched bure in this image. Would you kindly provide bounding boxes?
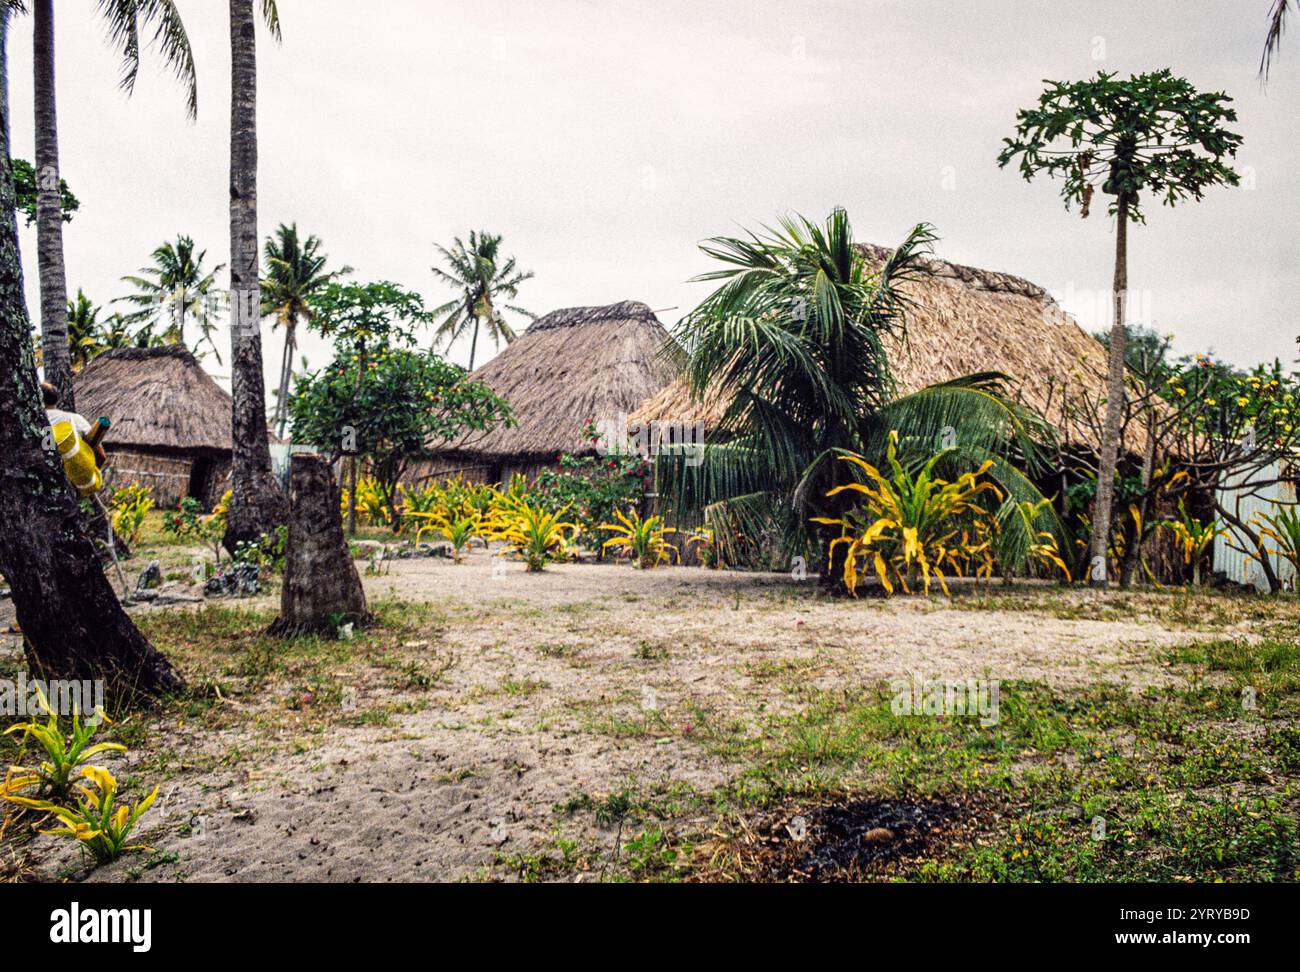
[632,244,1136,455]
[420,301,680,484]
[73,346,234,509]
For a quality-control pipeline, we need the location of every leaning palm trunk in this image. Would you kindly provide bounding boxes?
[32,0,72,407]
[1089,192,1131,585]
[224,0,287,552]
[273,320,295,437]
[467,315,480,372]
[0,34,182,702]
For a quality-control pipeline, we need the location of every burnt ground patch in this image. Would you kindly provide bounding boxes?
[703,795,980,882]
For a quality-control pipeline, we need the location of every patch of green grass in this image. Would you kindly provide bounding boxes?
[634,639,669,661]
[687,643,1300,882]
[500,677,547,698]
[622,827,686,878]
[535,641,581,659]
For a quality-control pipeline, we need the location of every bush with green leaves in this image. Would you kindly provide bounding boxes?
[291,347,513,527]
[530,422,649,554]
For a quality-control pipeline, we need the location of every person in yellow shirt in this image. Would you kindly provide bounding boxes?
[42,381,106,467]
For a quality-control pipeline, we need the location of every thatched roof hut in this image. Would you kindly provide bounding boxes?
[632,244,1128,454]
[73,345,234,508]
[423,301,680,483]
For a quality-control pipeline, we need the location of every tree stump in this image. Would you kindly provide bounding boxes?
[268,454,370,637]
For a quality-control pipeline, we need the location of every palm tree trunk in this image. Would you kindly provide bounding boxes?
[1,8,10,146]
[274,322,294,438]
[172,284,185,345]
[32,0,72,409]
[224,0,287,552]
[467,317,480,372]
[1089,193,1130,586]
[0,37,182,703]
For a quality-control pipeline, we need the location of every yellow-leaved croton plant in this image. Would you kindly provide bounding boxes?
[813,432,1002,596]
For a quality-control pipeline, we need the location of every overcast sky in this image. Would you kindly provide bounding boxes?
[6,0,1297,392]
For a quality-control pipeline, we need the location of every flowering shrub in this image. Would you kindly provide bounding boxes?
[107,483,153,545]
[531,421,650,554]
[163,490,231,563]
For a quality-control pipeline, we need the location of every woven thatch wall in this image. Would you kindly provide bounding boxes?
[104,450,191,508]
[103,449,230,510]
[632,245,1125,453]
[405,456,496,486]
[451,301,680,466]
[75,345,233,452]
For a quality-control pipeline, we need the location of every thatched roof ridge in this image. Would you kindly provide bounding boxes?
[73,345,233,453]
[453,300,680,461]
[632,244,1126,452]
[526,300,663,332]
[858,243,1052,302]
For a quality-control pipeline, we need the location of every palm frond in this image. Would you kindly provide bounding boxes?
[260,0,281,41]
[98,0,198,119]
[1261,0,1292,78]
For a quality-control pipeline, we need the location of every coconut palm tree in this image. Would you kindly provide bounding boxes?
[225,0,287,553]
[0,6,182,700]
[661,208,1062,591]
[1262,0,1293,76]
[26,0,196,411]
[116,235,224,360]
[430,231,533,371]
[262,222,350,437]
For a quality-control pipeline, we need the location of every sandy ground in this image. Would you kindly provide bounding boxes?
[0,550,1231,882]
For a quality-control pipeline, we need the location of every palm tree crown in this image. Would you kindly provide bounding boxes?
[116,235,224,361]
[430,230,533,371]
[662,208,1062,575]
[66,288,100,370]
[261,222,349,436]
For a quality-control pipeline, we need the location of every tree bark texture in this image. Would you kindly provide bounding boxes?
[225,0,287,552]
[268,454,370,636]
[1089,192,1130,585]
[32,0,72,408]
[0,50,182,702]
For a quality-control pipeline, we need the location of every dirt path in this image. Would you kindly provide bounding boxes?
[3,551,1225,882]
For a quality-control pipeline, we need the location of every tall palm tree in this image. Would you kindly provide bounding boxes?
[116,235,224,359]
[225,0,287,553]
[662,208,1062,590]
[28,0,196,410]
[430,230,533,371]
[1262,0,1293,77]
[262,222,349,437]
[0,5,182,700]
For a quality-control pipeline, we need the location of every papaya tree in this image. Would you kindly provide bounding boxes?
[998,69,1242,584]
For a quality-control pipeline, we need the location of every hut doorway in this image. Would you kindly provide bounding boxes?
[188,458,215,507]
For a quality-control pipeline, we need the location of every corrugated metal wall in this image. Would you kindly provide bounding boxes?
[1213,459,1297,592]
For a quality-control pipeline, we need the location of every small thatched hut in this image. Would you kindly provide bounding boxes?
[421,301,680,484]
[632,244,1133,455]
[73,346,234,509]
